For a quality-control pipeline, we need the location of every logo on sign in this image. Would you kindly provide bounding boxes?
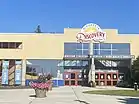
[76,23,106,43]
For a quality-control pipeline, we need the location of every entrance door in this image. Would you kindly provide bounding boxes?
[71,73,76,85]
[64,70,82,86]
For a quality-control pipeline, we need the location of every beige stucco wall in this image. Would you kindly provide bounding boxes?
[0,28,139,59]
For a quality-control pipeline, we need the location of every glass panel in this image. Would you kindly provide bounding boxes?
[71,80,75,85]
[64,43,77,55]
[112,49,130,55]
[64,43,77,50]
[100,43,111,49]
[0,43,2,48]
[112,43,130,50]
[93,43,99,49]
[83,43,89,49]
[76,50,82,55]
[65,81,69,85]
[77,43,82,49]
[83,50,89,55]
[3,42,8,48]
[71,73,75,79]
[93,50,99,55]
[15,42,22,48]
[9,42,15,48]
[76,60,82,66]
[64,50,76,55]
[83,61,88,66]
[77,81,82,85]
[65,60,75,66]
[71,60,77,66]
[100,50,111,55]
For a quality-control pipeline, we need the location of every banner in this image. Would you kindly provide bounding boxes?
[15,60,22,85]
[15,69,21,85]
[2,60,9,85]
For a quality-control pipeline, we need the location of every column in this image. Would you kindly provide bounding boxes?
[21,59,26,86]
[88,41,96,87]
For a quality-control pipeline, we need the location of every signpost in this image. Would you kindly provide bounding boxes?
[76,23,106,87]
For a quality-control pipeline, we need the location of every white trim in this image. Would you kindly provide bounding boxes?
[99,43,100,55]
[82,43,83,55]
[94,49,117,51]
[111,44,112,55]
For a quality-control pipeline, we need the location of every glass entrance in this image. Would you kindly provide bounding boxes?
[94,59,131,86]
[63,58,89,86]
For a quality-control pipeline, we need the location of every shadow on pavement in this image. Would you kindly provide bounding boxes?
[29,95,36,98]
[118,98,139,104]
[75,100,90,104]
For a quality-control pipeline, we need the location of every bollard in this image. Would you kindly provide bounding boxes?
[134,82,138,91]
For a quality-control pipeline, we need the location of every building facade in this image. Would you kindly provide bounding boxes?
[0,25,139,86]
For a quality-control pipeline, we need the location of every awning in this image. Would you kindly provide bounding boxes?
[63,55,135,60]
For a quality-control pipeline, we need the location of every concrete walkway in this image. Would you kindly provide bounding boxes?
[0,86,139,104]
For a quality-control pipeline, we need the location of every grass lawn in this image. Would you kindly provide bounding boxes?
[83,90,139,97]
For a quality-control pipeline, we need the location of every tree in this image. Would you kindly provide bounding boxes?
[35,25,42,33]
[132,56,139,82]
[132,56,139,71]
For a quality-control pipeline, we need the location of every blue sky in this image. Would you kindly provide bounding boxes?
[0,0,139,33]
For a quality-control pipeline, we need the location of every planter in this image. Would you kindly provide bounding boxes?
[35,88,47,98]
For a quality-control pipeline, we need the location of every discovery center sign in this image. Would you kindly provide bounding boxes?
[76,23,106,43]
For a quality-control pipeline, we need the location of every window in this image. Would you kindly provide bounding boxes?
[64,42,88,56]
[83,50,89,55]
[15,42,22,49]
[112,43,130,55]
[64,43,77,55]
[9,42,15,48]
[77,43,82,49]
[3,42,8,48]
[100,43,111,49]
[100,50,111,55]
[76,60,82,66]
[112,43,130,49]
[76,50,82,55]
[64,43,76,50]
[93,50,99,55]
[64,50,76,55]
[83,43,89,49]
[83,61,88,66]
[112,50,130,55]
[93,43,99,49]
[0,42,22,49]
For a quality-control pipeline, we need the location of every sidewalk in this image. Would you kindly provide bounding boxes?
[32,87,80,104]
[0,86,138,104]
[0,89,34,104]
[72,86,139,104]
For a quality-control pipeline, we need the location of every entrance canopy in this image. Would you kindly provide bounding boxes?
[63,55,135,60]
